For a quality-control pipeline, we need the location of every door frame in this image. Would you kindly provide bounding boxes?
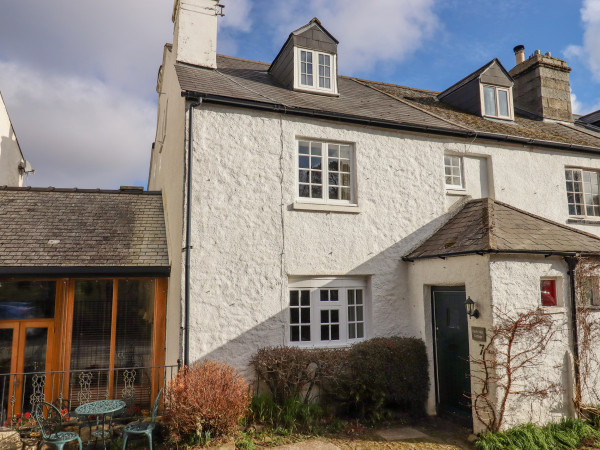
[430,285,472,419]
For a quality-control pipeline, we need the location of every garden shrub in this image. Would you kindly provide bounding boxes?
[251,337,428,424]
[249,394,325,430]
[163,360,250,444]
[341,337,429,419]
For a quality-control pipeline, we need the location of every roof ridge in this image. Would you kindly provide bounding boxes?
[353,78,473,132]
[559,121,600,140]
[217,54,271,67]
[489,198,600,242]
[350,77,440,94]
[0,186,162,195]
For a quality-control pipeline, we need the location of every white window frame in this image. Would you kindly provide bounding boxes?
[294,47,338,95]
[287,277,368,347]
[296,139,356,206]
[566,168,600,218]
[444,154,464,190]
[480,84,513,120]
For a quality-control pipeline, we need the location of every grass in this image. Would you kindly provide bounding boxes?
[475,418,600,450]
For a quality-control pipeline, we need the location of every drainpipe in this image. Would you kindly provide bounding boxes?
[565,256,582,415]
[184,98,202,367]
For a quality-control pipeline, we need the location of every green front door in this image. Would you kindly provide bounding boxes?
[432,286,472,421]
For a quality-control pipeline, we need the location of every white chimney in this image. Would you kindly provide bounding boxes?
[172,0,219,69]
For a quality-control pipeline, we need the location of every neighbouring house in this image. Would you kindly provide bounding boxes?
[0,91,32,186]
[0,187,170,426]
[149,0,600,432]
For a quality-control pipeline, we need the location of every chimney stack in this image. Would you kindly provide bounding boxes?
[514,45,525,65]
[509,45,573,122]
[172,0,219,69]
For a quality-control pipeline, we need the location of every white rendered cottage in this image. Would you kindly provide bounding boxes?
[0,90,31,186]
[149,0,600,433]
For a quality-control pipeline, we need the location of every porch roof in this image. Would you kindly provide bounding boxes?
[405,198,600,260]
[0,187,169,274]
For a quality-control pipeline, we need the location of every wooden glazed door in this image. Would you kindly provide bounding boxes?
[0,320,54,420]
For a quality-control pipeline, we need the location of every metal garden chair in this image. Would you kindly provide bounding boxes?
[122,388,163,450]
[34,401,82,450]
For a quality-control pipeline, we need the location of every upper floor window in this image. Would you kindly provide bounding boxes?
[444,155,463,189]
[482,85,512,120]
[566,168,600,217]
[297,140,354,204]
[295,48,337,94]
[288,278,367,347]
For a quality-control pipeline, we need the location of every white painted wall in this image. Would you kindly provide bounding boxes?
[488,255,574,430]
[0,91,24,186]
[148,44,187,366]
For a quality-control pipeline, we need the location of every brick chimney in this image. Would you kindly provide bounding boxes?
[172,0,220,69]
[508,45,573,122]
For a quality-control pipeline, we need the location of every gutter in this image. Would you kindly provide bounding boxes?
[402,249,600,262]
[183,98,202,367]
[183,91,600,157]
[0,266,170,276]
[564,256,582,415]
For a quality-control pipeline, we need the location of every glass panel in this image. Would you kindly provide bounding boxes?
[291,326,299,342]
[357,323,364,338]
[299,170,309,183]
[290,290,299,307]
[483,86,497,116]
[320,290,329,302]
[22,327,48,413]
[0,281,56,319]
[115,280,154,369]
[70,280,113,405]
[541,280,557,307]
[321,325,329,340]
[330,290,338,301]
[312,186,323,198]
[498,90,509,117]
[300,326,310,341]
[0,329,13,424]
[298,142,309,154]
[290,308,299,324]
[331,325,339,340]
[300,290,310,306]
[299,184,310,198]
[349,324,355,339]
[300,308,310,323]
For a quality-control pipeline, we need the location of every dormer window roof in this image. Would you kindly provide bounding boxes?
[438,59,514,121]
[269,18,339,96]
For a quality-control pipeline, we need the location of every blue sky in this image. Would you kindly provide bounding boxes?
[0,0,598,188]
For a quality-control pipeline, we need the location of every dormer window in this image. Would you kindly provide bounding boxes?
[482,85,512,119]
[295,48,337,94]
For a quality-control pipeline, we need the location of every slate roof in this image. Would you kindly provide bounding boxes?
[0,187,169,272]
[405,198,600,260]
[176,55,600,153]
[437,58,512,99]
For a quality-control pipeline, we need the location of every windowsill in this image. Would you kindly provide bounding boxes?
[446,188,467,196]
[287,340,363,349]
[541,306,567,314]
[482,115,514,123]
[293,201,361,214]
[293,86,340,97]
[567,217,600,225]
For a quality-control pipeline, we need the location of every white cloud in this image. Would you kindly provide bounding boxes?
[570,0,600,81]
[220,0,252,32]
[0,61,155,189]
[266,0,439,75]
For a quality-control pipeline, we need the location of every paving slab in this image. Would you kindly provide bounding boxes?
[376,427,430,441]
[274,438,341,449]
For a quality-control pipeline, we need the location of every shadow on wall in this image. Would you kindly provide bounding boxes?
[0,132,23,186]
[187,202,468,380]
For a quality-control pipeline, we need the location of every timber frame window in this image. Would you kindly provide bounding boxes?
[288,278,367,347]
[566,168,600,217]
[481,84,513,120]
[297,140,355,204]
[444,155,464,189]
[294,48,337,95]
[541,278,563,307]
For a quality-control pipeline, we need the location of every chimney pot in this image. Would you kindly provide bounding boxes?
[545,51,551,57]
[514,44,525,65]
[534,49,541,55]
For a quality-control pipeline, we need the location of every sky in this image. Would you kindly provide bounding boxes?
[0,0,599,188]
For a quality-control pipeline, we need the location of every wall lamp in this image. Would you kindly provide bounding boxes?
[465,296,479,319]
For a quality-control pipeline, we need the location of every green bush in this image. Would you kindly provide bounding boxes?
[475,419,600,450]
[339,337,429,420]
[251,337,429,424]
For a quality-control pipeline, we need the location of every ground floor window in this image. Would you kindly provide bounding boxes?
[288,277,367,346]
[0,277,167,423]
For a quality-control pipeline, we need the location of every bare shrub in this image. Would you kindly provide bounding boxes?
[163,360,250,443]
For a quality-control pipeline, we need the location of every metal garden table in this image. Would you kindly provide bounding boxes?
[75,399,125,449]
